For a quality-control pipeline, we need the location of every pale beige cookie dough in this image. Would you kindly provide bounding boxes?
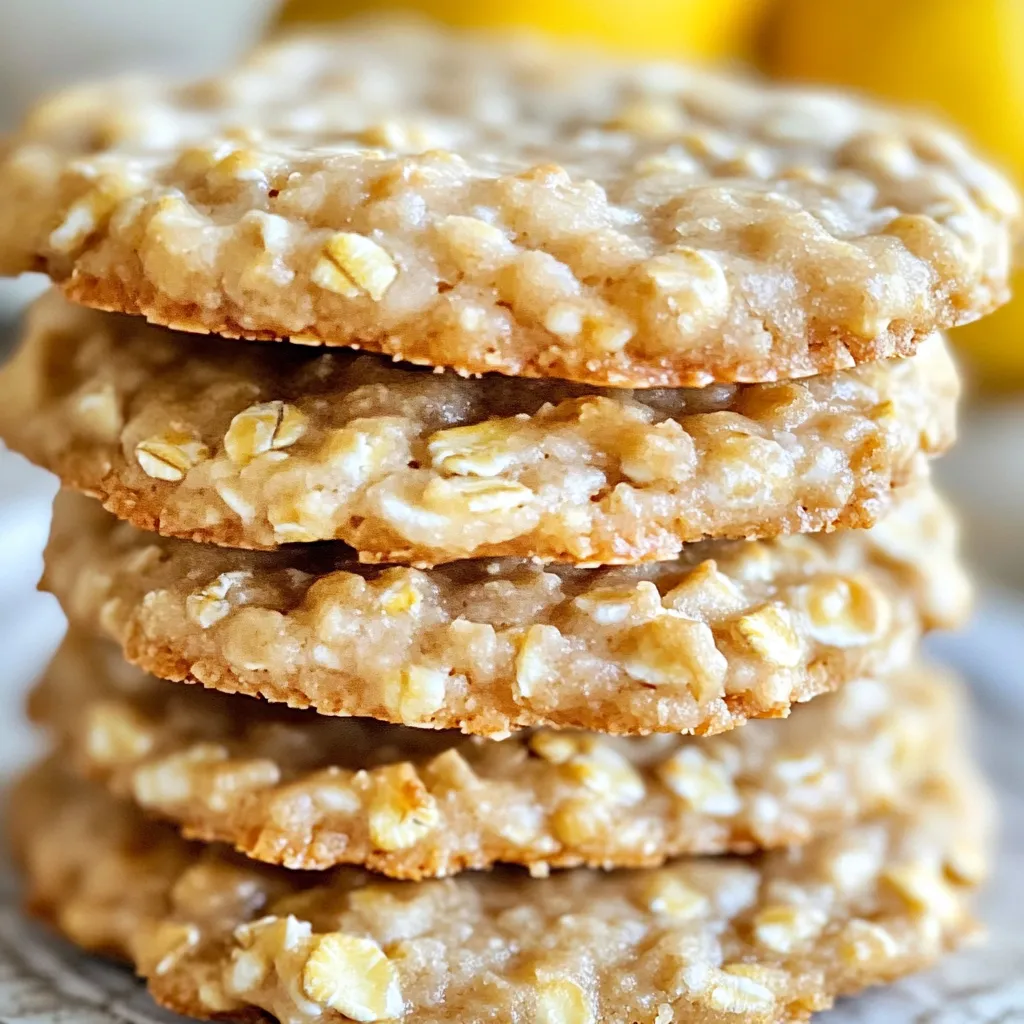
[33,631,959,878]
[43,483,969,736]
[10,753,991,1024]
[0,292,958,562]
[0,22,1017,387]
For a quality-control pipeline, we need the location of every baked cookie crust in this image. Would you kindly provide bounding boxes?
[0,292,958,562]
[33,631,959,878]
[0,22,1016,387]
[10,754,991,1024]
[43,483,969,736]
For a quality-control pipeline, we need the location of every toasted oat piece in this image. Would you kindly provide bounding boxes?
[10,750,991,1024]
[44,483,968,736]
[0,22,1017,388]
[0,292,958,561]
[32,630,963,878]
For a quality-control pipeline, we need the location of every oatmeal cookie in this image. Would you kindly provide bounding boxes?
[0,292,957,561]
[10,751,990,1024]
[0,22,1016,387]
[33,631,958,878]
[44,484,968,736]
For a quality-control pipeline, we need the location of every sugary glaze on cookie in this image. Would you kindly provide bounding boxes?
[0,21,1017,386]
[33,632,960,877]
[0,292,958,561]
[10,757,990,1023]
[44,483,968,736]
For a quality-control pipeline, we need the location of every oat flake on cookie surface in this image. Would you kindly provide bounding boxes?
[0,292,958,560]
[0,20,1017,387]
[43,482,968,736]
[32,630,960,878]
[10,750,991,1024]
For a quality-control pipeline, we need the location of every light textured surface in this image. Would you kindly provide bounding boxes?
[0,21,1017,387]
[31,631,960,878]
[0,292,958,561]
[42,483,968,736]
[936,400,1024,591]
[0,445,62,779]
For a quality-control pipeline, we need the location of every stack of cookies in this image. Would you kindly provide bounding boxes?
[0,22,1018,1023]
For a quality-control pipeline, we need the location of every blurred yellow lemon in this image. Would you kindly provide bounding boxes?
[279,0,769,61]
[768,0,1024,387]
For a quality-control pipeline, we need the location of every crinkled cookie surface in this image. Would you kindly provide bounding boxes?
[0,292,958,561]
[10,753,990,1024]
[43,483,968,735]
[0,21,1017,386]
[33,631,960,877]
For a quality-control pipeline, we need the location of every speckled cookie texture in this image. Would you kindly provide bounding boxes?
[10,749,990,1024]
[0,292,958,562]
[32,630,959,878]
[0,21,1017,387]
[43,482,968,737]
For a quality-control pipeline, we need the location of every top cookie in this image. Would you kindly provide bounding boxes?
[0,22,1017,387]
